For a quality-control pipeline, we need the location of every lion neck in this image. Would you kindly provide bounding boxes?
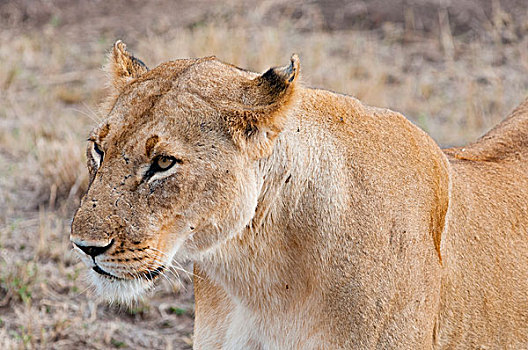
[199,110,349,313]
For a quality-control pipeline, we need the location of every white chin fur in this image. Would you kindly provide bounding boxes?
[89,269,153,305]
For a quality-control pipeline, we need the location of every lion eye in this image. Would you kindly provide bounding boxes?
[92,142,104,167]
[144,155,182,180]
[156,156,175,170]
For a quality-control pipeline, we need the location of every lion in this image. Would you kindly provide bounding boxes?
[71,41,528,349]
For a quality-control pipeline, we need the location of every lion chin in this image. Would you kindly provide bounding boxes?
[88,270,153,305]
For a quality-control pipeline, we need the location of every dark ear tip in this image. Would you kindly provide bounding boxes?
[260,54,300,90]
[290,54,300,71]
[277,54,300,84]
[285,54,300,83]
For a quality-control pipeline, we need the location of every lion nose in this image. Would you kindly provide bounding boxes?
[73,239,114,257]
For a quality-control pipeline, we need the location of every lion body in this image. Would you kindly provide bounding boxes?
[194,90,528,349]
[71,43,528,349]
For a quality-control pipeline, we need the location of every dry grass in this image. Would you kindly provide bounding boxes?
[1,0,527,348]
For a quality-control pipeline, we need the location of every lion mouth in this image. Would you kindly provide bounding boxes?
[92,264,165,281]
[93,265,122,279]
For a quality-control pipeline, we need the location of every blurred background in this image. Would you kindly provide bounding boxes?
[1,0,527,348]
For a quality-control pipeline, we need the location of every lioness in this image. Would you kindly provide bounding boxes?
[71,41,528,349]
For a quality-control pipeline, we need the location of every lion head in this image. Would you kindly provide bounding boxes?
[70,41,300,303]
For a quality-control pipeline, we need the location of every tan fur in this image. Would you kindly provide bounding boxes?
[71,42,528,349]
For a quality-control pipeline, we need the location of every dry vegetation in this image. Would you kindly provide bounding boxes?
[1,0,527,348]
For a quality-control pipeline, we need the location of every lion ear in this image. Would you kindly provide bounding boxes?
[107,40,149,91]
[228,54,300,159]
[258,53,300,97]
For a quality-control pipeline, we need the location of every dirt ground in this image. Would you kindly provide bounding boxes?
[1,0,527,348]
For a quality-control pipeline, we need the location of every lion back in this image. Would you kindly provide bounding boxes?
[445,98,528,163]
